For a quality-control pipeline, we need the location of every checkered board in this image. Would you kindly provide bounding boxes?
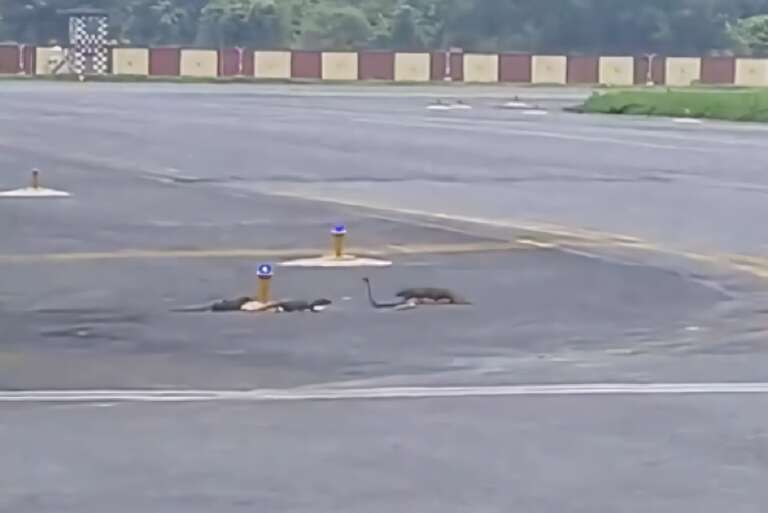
[69,15,109,75]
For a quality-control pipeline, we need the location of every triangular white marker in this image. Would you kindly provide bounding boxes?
[0,187,71,198]
[279,255,392,268]
[502,101,534,109]
[0,170,71,199]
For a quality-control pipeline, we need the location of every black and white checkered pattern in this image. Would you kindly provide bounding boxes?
[68,15,109,75]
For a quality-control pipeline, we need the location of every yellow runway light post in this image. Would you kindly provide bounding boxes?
[256,263,273,304]
[331,224,347,259]
[279,224,392,269]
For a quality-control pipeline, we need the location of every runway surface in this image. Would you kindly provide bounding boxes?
[1,82,768,512]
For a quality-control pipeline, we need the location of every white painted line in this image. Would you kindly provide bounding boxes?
[522,109,548,116]
[351,117,713,152]
[502,101,534,109]
[516,238,558,248]
[673,118,704,124]
[426,103,472,111]
[4,383,768,404]
[368,113,764,148]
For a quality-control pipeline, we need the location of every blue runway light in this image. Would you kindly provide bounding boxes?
[257,263,274,277]
[332,224,347,235]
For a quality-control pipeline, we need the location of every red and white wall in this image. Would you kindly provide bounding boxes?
[2,45,768,86]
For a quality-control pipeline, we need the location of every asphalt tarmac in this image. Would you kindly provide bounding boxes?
[4,395,768,513]
[1,82,767,513]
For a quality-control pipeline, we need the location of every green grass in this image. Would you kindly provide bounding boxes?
[580,88,768,122]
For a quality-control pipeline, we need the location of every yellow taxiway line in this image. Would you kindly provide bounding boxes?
[0,241,527,265]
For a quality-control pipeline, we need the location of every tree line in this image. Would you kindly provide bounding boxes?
[1,0,767,55]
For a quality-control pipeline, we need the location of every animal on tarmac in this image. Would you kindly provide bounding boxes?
[384,277,472,304]
[247,298,333,313]
[362,277,471,309]
[362,277,416,310]
[171,297,252,313]
[395,286,471,305]
[172,297,332,313]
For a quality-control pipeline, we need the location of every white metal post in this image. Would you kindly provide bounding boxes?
[645,53,657,86]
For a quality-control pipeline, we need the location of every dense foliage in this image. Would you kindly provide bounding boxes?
[1,0,768,54]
